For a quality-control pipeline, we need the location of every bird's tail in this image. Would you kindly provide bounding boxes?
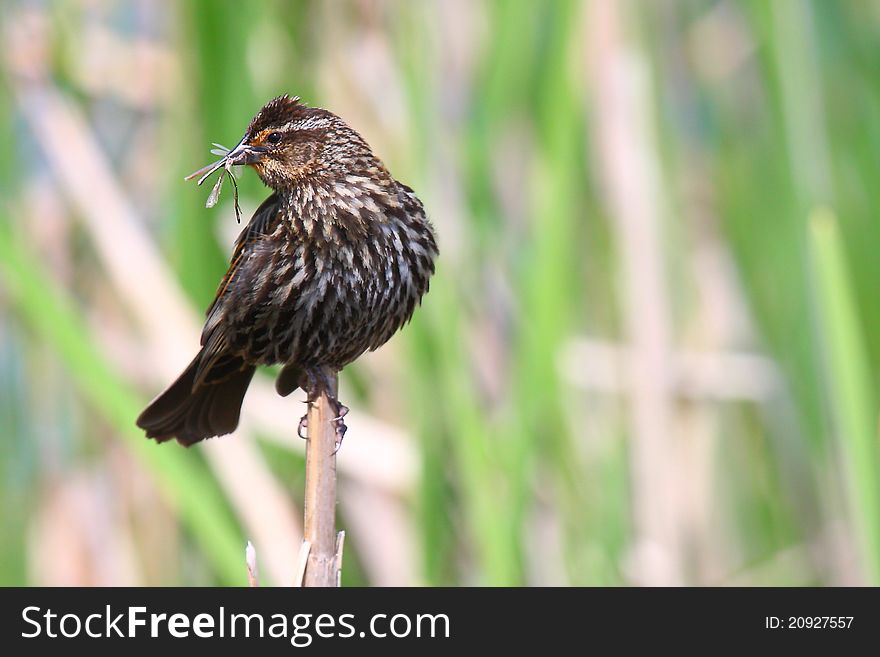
[136,350,255,446]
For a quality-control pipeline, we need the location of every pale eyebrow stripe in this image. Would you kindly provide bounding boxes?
[277,117,333,132]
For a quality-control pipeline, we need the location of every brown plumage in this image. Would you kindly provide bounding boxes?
[137,95,438,445]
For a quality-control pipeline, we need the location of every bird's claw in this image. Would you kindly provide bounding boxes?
[299,399,347,451]
[330,400,349,454]
[332,404,349,423]
[331,402,349,453]
[332,419,348,454]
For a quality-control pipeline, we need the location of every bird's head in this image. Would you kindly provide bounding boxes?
[218,95,377,190]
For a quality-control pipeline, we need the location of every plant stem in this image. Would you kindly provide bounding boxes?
[302,369,341,586]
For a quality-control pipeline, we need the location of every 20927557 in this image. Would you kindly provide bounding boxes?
[765,616,853,629]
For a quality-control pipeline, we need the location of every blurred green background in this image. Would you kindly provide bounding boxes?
[1,0,879,586]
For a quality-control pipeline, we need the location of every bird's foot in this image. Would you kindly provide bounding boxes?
[300,367,348,452]
[297,398,312,439]
[330,402,349,453]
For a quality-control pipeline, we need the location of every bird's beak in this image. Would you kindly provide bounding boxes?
[185,137,266,184]
[225,137,266,166]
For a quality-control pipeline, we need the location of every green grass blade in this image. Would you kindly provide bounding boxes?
[808,208,880,584]
[0,220,245,585]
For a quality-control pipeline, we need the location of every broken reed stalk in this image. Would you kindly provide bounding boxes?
[246,541,259,587]
[301,368,342,587]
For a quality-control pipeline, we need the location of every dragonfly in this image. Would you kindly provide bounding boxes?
[184,142,247,222]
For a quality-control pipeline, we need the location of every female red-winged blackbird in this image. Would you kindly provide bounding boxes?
[137,95,438,446]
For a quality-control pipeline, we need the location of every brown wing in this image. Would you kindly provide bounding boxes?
[194,193,281,387]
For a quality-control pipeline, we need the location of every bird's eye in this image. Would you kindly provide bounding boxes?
[266,132,282,145]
